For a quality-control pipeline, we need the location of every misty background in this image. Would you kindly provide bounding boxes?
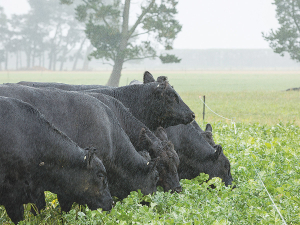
[1,0,300,71]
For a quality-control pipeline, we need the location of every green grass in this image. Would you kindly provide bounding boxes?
[0,71,299,224]
[1,70,299,125]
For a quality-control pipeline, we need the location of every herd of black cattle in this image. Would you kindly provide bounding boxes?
[0,71,232,224]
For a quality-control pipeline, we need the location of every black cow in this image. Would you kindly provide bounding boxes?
[16,71,195,131]
[87,92,181,193]
[165,123,233,186]
[0,84,159,201]
[127,79,232,186]
[0,97,112,224]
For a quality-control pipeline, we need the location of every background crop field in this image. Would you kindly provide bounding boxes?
[0,70,299,224]
[1,70,299,126]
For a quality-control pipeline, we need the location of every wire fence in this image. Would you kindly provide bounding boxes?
[199,96,287,225]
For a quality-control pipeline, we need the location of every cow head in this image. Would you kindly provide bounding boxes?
[71,147,113,211]
[132,131,160,196]
[198,124,232,186]
[142,71,195,130]
[204,145,233,186]
[138,127,182,193]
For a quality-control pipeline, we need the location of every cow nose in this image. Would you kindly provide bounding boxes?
[173,186,182,193]
[191,113,195,120]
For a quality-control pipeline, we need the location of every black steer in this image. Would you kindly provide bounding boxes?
[127,79,233,186]
[86,92,181,193]
[16,71,195,131]
[165,123,233,186]
[0,97,112,224]
[0,84,159,201]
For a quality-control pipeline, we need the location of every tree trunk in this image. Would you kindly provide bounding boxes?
[26,51,31,69]
[48,49,53,70]
[60,60,64,71]
[5,51,8,70]
[16,51,19,70]
[107,56,125,87]
[82,44,93,70]
[53,51,57,71]
[42,52,45,68]
[32,45,36,68]
[106,0,131,87]
[72,38,86,71]
[20,51,23,69]
[39,53,42,67]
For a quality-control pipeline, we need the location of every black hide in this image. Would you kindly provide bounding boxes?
[0,97,112,224]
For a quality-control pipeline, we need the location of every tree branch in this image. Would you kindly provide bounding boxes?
[124,55,156,62]
[101,59,114,66]
[128,0,155,38]
[82,0,111,28]
[129,30,155,39]
[292,0,300,33]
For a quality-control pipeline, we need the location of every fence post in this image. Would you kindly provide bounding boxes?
[203,95,205,122]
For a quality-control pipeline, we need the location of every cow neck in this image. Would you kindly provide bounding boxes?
[110,85,150,126]
[111,98,162,156]
[181,124,216,162]
[38,117,85,168]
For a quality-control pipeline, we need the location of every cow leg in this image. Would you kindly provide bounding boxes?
[5,203,24,224]
[31,191,46,215]
[57,194,73,212]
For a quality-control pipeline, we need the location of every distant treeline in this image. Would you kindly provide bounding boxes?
[126,49,300,71]
[0,0,94,71]
[2,49,300,71]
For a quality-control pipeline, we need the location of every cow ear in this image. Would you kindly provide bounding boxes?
[143,71,155,83]
[205,123,213,132]
[157,76,168,83]
[139,150,151,161]
[212,145,222,161]
[85,146,97,169]
[138,128,152,150]
[155,127,168,142]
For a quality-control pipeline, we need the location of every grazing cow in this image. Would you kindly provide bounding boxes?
[165,123,233,186]
[87,92,181,193]
[85,71,195,131]
[0,84,159,200]
[16,71,195,131]
[127,78,232,186]
[0,97,112,224]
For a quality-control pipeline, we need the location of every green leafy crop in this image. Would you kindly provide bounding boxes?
[0,122,299,224]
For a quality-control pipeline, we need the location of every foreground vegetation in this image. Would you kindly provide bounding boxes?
[0,71,299,224]
[0,122,299,224]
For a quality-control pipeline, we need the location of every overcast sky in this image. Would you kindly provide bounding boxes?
[1,0,279,49]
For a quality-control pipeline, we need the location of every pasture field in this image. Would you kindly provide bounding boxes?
[0,70,299,224]
[0,70,299,125]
